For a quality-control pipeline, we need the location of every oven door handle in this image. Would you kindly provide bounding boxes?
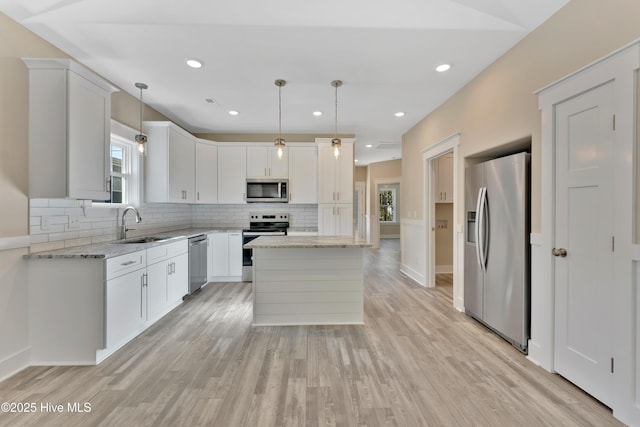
[242,231,286,237]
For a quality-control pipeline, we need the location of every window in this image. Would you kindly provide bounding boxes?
[108,141,129,204]
[379,188,396,223]
[93,121,141,205]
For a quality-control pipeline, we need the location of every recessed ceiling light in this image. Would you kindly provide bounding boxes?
[313,111,323,116]
[186,58,204,69]
[354,159,359,163]
[365,144,373,148]
[228,110,239,116]
[436,64,451,72]
[394,112,405,117]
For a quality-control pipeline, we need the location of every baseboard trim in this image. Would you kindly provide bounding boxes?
[0,347,30,382]
[435,265,453,273]
[400,264,425,287]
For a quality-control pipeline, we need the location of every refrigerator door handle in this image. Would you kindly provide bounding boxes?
[476,187,488,272]
[475,187,484,269]
[479,187,489,271]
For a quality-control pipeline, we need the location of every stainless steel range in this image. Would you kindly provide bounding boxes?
[242,213,289,281]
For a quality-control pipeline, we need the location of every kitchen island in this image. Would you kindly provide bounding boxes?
[244,235,371,326]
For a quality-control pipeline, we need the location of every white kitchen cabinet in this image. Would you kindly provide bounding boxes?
[23,58,118,200]
[228,232,243,276]
[288,146,318,204]
[246,146,288,178]
[208,231,243,281]
[317,139,354,236]
[317,141,354,204]
[146,240,188,323]
[168,253,189,303]
[27,238,191,365]
[105,265,146,349]
[145,122,196,203]
[195,141,218,203]
[218,146,247,204]
[318,204,353,236]
[436,153,453,203]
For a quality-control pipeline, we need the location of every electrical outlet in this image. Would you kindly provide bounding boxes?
[41,216,50,231]
[68,217,81,229]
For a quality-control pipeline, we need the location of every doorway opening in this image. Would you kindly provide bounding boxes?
[422,133,462,310]
[434,152,454,300]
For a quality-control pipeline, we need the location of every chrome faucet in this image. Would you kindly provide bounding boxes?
[121,206,142,240]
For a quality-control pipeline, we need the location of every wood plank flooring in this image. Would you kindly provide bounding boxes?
[0,240,621,426]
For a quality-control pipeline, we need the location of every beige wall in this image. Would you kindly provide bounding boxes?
[0,11,169,377]
[0,10,169,240]
[402,0,640,233]
[354,166,367,182]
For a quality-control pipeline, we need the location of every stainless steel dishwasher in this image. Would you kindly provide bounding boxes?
[188,234,208,295]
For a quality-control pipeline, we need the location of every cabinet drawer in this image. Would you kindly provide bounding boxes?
[146,240,188,265]
[106,250,146,280]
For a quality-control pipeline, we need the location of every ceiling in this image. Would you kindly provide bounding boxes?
[1,0,569,165]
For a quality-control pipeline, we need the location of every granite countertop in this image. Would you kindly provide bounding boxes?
[25,227,243,259]
[243,235,371,249]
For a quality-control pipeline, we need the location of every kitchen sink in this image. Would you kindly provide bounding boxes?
[118,236,170,244]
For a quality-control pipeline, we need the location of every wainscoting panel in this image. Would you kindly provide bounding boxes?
[400,219,425,286]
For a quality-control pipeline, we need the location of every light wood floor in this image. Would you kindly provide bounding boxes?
[0,240,620,426]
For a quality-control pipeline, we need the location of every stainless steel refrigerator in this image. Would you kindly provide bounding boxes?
[464,152,530,353]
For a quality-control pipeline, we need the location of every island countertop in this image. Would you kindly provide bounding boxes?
[244,235,371,249]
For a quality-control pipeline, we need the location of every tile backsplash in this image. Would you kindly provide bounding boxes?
[29,199,318,253]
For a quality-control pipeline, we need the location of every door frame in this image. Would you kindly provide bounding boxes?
[421,133,462,310]
[536,42,637,422]
[354,181,366,240]
[372,177,401,249]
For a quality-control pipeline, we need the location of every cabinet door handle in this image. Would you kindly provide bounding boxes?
[197,191,200,201]
[264,168,267,176]
[140,274,144,318]
[337,191,340,201]
[142,273,148,287]
[268,168,271,176]
[121,260,136,266]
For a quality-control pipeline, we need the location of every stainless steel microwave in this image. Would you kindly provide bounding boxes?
[246,179,289,203]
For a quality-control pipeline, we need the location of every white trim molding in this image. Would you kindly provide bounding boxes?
[421,133,460,301]
[0,235,30,251]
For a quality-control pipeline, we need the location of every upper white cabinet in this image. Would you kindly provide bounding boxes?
[436,153,453,203]
[246,146,288,178]
[317,139,354,236]
[218,146,247,204]
[195,140,218,204]
[317,141,354,204]
[23,58,118,200]
[288,146,317,204]
[145,122,196,203]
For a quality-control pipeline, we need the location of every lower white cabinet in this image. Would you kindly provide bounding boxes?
[28,240,189,365]
[318,204,353,236]
[208,231,242,281]
[105,266,146,349]
[146,241,188,323]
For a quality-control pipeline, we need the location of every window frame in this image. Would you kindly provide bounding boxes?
[378,187,397,223]
[92,120,142,207]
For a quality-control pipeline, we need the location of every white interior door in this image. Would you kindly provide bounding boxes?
[554,82,614,406]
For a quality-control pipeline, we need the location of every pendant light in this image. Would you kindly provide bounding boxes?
[274,79,286,159]
[134,82,148,154]
[331,80,342,159]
